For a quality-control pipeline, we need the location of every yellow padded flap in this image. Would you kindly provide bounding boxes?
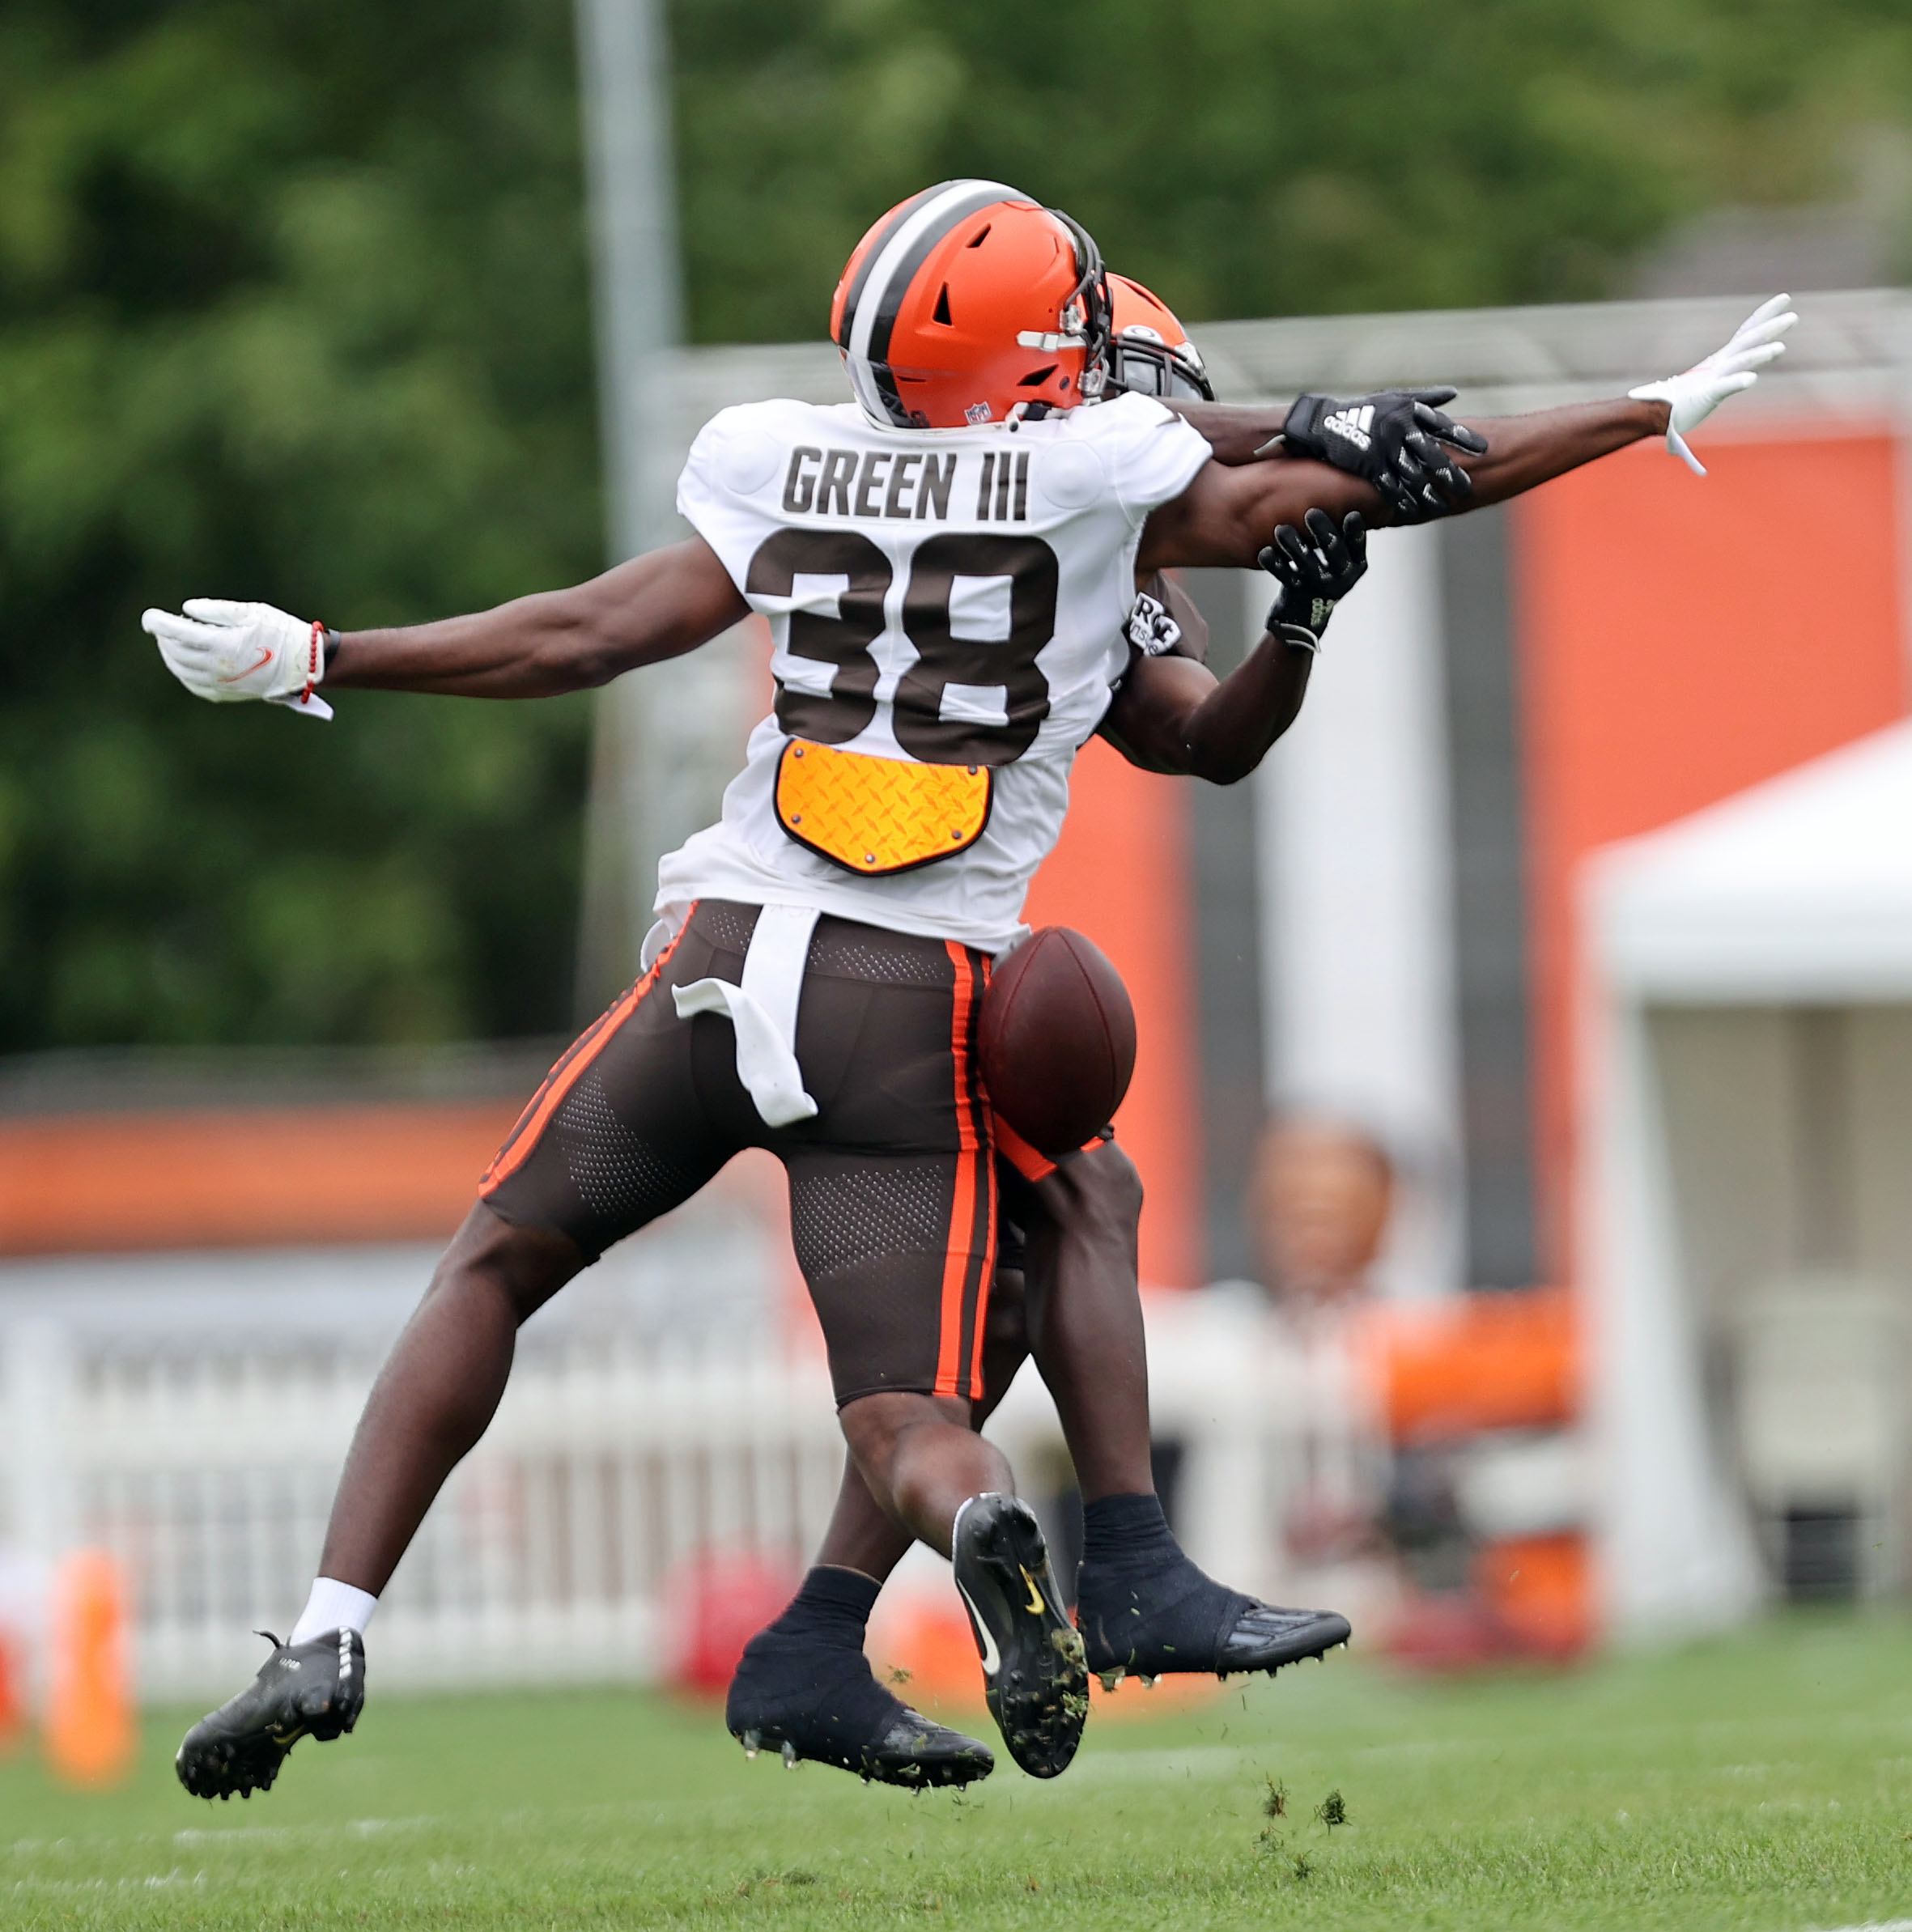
[775,740,992,877]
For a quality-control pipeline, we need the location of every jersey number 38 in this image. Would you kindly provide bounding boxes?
[746,529,1059,766]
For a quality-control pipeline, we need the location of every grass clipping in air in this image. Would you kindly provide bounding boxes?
[6,1615,1912,1930]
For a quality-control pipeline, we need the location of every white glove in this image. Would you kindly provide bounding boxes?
[1628,294,1796,477]
[140,598,334,720]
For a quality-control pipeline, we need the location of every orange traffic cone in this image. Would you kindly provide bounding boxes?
[0,1631,23,1755]
[45,1549,135,1787]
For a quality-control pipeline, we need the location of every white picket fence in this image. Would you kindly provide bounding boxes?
[0,1237,1378,1704]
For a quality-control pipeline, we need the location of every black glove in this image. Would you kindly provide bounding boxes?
[1271,387,1489,524]
[1257,507,1366,648]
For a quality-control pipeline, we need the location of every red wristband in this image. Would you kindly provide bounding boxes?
[303,619,325,704]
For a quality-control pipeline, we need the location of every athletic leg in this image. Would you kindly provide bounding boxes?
[172,1205,588,1801]
[727,1266,1033,1781]
[796,1138,1149,1565]
[765,924,1083,1777]
[809,1263,1030,1576]
[824,1316,1086,1782]
[178,910,737,1801]
[767,1125,1349,1719]
[1011,1138,1352,1686]
[724,915,1018,1784]
[725,1369,1022,1786]
[804,1144,1309,1692]
[316,1205,583,1592]
[797,1139,1148,1569]
[1018,1140,1152,1501]
[836,1391,1009,1553]
[735,1203,1061,1783]
[775,927,1009,1549]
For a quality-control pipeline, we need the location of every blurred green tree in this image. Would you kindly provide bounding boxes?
[673,0,1912,341]
[0,0,599,1050]
[4,0,1908,1051]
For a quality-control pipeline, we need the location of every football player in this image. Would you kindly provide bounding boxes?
[145,180,1792,1798]
[722,274,1398,1786]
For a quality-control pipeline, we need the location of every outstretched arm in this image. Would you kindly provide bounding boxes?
[1138,394,1668,570]
[1167,401,1287,465]
[1171,389,1485,522]
[143,536,748,709]
[329,538,746,697]
[1144,295,1795,567]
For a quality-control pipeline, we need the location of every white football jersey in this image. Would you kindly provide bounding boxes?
[654,391,1210,954]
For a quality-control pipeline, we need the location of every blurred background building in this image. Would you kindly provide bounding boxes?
[6,0,1912,1706]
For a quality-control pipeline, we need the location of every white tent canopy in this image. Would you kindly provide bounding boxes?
[1596,720,1912,1002]
[1583,720,1912,1641]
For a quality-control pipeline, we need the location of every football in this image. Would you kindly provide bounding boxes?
[978,927,1137,1156]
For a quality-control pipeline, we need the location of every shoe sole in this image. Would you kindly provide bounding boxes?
[176,1729,298,1801]
[732,1725,992,1789]
[954,1497,1089,1779]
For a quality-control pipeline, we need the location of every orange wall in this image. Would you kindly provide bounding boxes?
[1514,430,1908,1276]
[1023,735,1202,1288]
[0,1102,520,1255]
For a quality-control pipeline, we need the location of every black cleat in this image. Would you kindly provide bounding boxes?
[1080,1575,1349,1685]
[176,1628,365,1800]
[1208,1601,1352,1676]
[951,1493,1088,1779]
[725,1628,993,1788]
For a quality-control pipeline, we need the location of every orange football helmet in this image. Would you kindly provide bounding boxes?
[830,180,1112,430]
[1103,273,1213,403]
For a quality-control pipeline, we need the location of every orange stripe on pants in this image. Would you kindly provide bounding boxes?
[479,912,694,1195]
[966,953,997,1399]
[934,943,985,1399]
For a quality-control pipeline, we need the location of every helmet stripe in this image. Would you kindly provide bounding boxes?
[844,179,1022,425]
[864,183,1018,369]
[836,182,950,350]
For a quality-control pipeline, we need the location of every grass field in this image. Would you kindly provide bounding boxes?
[8,1616,1912,1930]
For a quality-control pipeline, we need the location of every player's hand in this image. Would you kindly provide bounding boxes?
[1269,388,1489,523]
[1627,294,1796,477]
[1257,507,1366,648]
[141,599,333,720]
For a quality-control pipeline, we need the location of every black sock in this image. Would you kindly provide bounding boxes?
[755,1566,880,1652]
[1081,1492,1179,1571]
[726,1566,918,1757]
[1075,1493,1253,1676]
[724,1566,993,1777]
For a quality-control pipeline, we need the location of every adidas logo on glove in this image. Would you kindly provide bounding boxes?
[1324,405,1375,453]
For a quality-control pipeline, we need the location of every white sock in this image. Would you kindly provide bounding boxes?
[288,1577,379,1647]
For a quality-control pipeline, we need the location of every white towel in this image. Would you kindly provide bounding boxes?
[672,903,821,1127]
